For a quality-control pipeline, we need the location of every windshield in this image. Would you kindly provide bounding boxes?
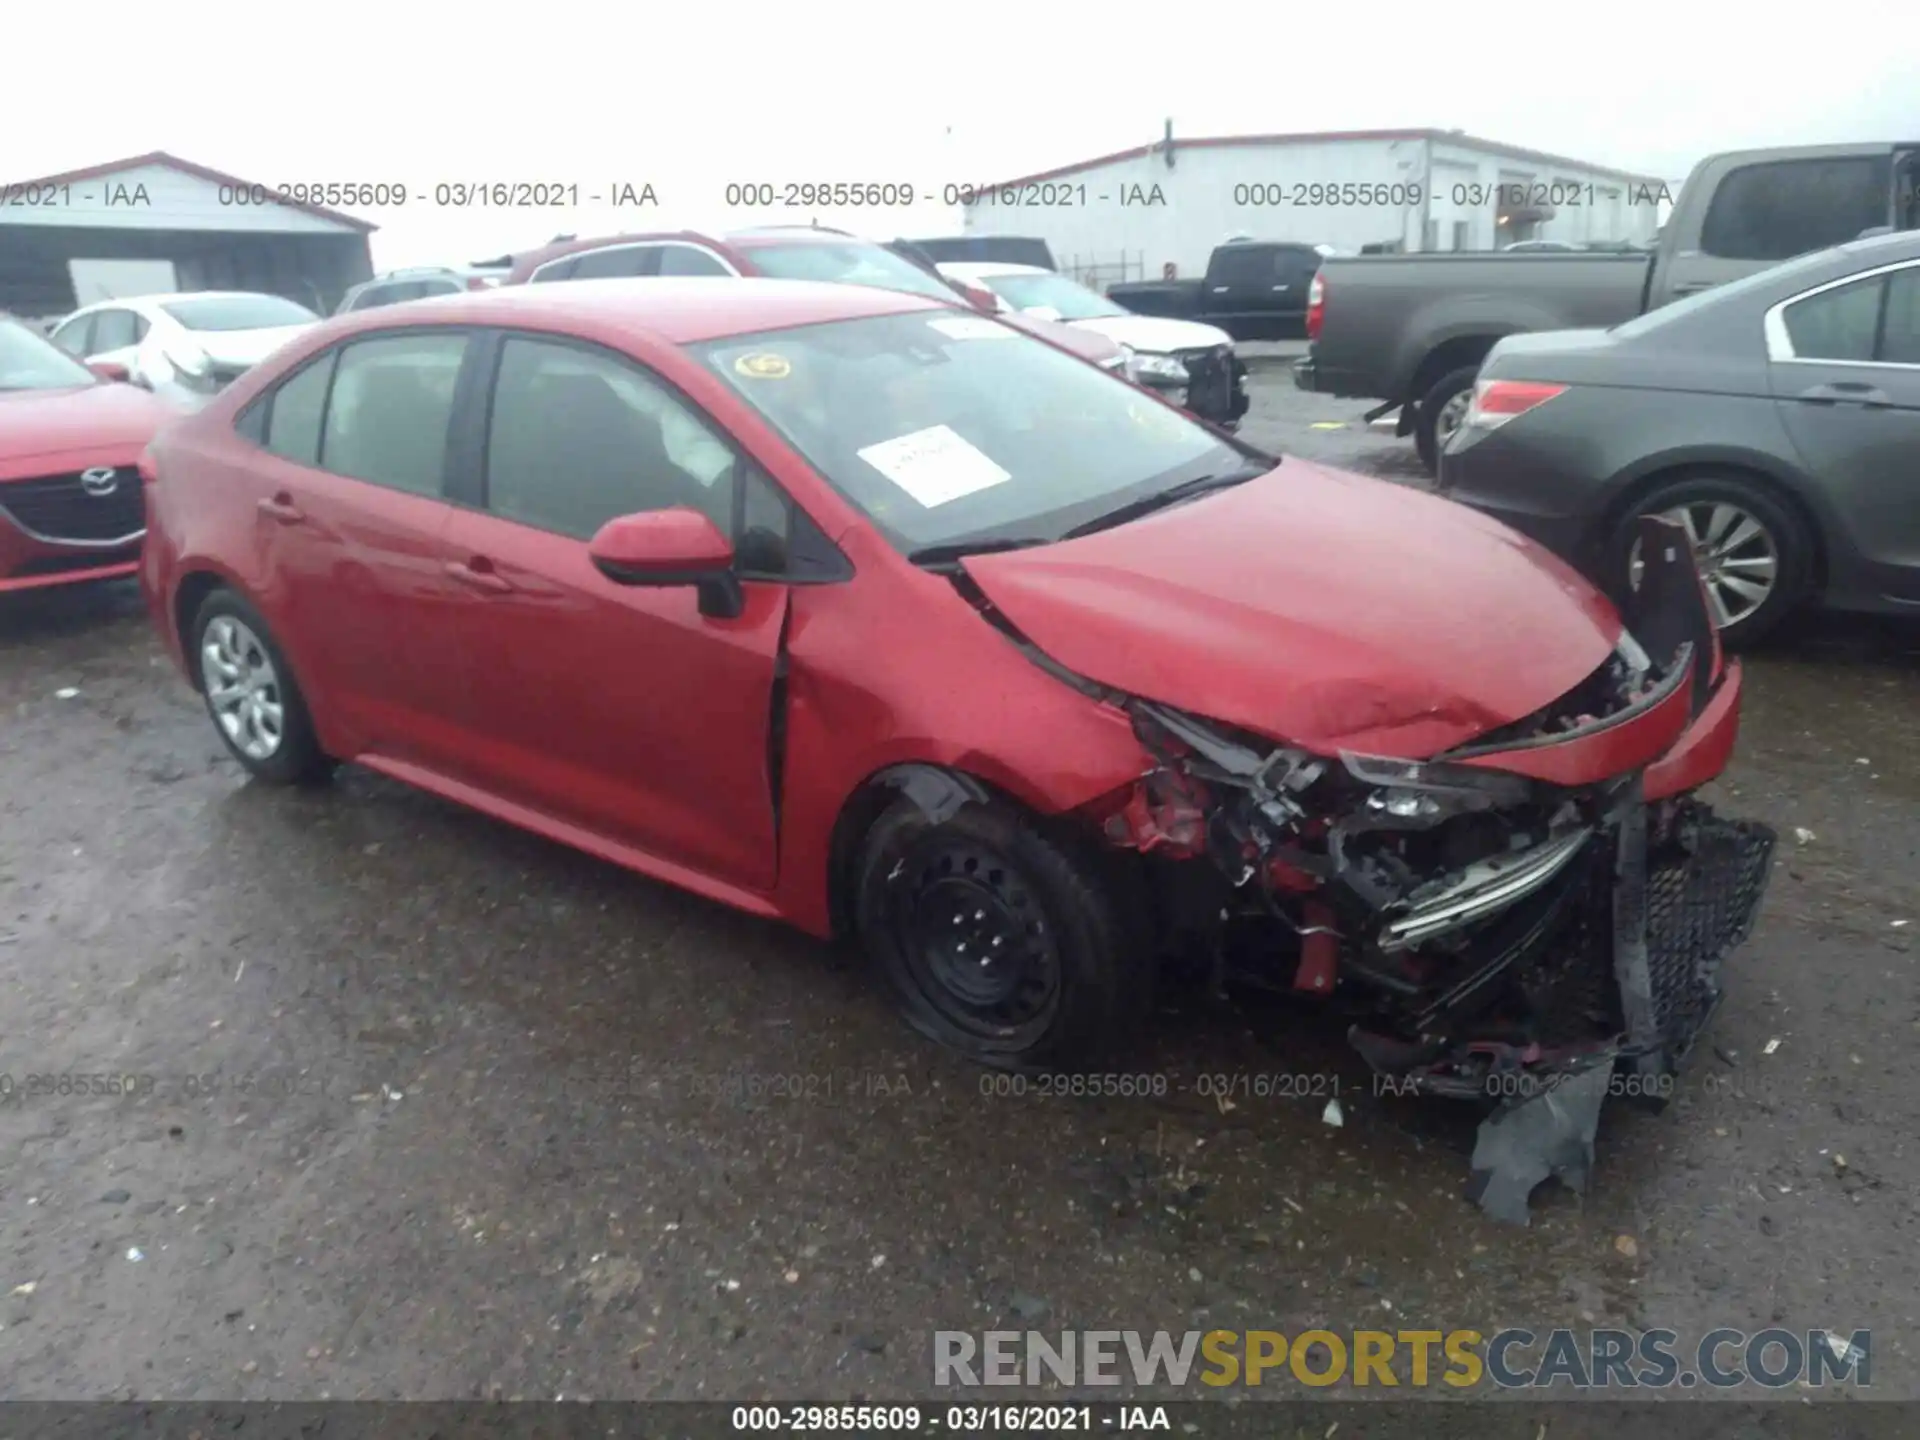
[980,272,1125,320]
[0,318,98,391]
[739,241,963,304]
[159,295,319,332]
[696,310,1246,554]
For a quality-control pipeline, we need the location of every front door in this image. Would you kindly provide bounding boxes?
[437,331,787,892]
[1769,258,1920,605]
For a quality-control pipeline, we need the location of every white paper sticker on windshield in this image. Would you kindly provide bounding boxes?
[926,316,1015,341]
[857,425,1011,508]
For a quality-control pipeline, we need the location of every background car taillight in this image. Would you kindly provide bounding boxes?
[1462,378,1566,431]
[1305,272,1325,341]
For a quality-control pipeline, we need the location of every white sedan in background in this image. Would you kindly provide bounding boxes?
[49,292,321,410]
[936,261,1248,428]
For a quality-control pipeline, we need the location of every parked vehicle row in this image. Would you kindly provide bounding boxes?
[1298,141,1920,472]
[132,275,1775,1219]
[1106,239,1334,340]
[334,262,511,315]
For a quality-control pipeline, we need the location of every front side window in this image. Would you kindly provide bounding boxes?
[483,337,733,539]
[981,272,1125,321]
[160,294,320,331]
[0,318,100,391]
[319,333,466,495]
[738,241,961,303]
[1701,157,1890,262]
[697,310,1244,554]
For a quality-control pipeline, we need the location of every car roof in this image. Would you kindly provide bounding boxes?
[338,276,948,345]
[936,261,1050,279]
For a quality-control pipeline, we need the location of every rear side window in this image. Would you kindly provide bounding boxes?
[658,245,731,276]
[52,314,95,356]
[320,333,466,495]
[263,354,335,464]
[1880,267,1920,364]
[528,257,578,283]
[569,247,658,280]
[1702,157,1891,262]
[91,310,138,350]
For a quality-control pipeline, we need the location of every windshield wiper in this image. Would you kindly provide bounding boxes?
[1058,462,1270,541]
[907,536,1053,568]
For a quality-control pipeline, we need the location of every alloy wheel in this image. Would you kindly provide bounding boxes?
[1434,388,1474,449]
[1628,501,1780,630]
[200,615,285,760]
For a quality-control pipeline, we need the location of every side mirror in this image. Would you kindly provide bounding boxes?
[88,360,131,383]
[1021,305,1065,323]
[588,507,743,618]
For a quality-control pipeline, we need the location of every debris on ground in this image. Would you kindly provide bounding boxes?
[1793,827,1816,844]
[1466,1061,1612,1226]
[1764,1038,1782,1055]
[1321,1098,1345,1128]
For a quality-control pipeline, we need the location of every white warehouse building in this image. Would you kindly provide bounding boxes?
[958,127,1671,286]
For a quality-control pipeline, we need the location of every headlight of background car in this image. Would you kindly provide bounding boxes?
[1128,351,1189,385]
[1340,751,1533,820]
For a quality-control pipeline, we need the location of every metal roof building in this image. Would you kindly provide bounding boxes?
[0,152,377,322]
[958,127,1671,287]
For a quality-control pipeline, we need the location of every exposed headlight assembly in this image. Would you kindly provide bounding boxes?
[1129,350,1189,383]
[1341,751,1533,819]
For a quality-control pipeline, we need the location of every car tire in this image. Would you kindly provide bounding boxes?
[1414,365,1481,476]
[190,588,336,785]
[1609,473,1812,647]
[852,794,1153,1072]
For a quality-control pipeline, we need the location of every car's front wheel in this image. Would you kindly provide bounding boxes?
[1414,365,1481,475]
[191,589,336,784]
[853,794,1152,1072]
[1611,473,1812,645]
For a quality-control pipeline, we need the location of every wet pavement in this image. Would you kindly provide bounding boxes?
[2,366,1918,1403]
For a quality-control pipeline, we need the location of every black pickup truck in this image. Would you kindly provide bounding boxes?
[1106,240,1333,340]
[1296,142,1920,472]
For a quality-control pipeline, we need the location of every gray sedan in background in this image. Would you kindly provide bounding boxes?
[1437,229,1920,643]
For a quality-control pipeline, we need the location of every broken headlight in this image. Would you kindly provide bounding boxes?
[1340,751,1532,822]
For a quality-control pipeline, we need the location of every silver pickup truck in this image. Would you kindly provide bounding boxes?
[1295,142,1920,472]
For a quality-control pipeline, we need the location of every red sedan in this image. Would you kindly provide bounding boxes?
[139,278,1773,1212]
[1,316,174,594]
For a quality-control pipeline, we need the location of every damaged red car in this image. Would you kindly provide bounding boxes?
[139,279,1774,1219]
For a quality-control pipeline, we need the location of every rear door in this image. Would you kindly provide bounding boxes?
[1768,255,1920,604]
[239,329,478,764]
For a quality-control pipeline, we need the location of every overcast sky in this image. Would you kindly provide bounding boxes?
[7,1,1918,270]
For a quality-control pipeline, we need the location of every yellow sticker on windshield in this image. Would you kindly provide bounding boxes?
[735,352,791,379]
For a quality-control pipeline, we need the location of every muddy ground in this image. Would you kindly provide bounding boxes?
[2,359,1917,1404]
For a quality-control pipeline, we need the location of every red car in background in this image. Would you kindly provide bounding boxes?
[499,226,1133,376]
[138,278,1773,1222]
[1,317,174,594]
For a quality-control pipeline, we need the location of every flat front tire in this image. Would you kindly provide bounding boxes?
[853,795,1152,1072]
[191,589,335,785]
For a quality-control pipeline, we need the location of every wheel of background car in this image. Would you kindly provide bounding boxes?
[1414,365,1481,475]
[191,589,336,785]
[851,794,1153,1072]
[1612,472,1812,647]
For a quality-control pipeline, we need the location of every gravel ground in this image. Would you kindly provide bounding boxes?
[2,359,1917,1405]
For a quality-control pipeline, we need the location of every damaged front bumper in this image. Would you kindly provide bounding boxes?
[1096,517,1777,1222]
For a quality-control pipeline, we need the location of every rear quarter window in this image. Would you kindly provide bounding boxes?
[1702,156,1891,262]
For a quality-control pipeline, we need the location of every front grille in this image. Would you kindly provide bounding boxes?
[1174,346,1248,423]
[1645,812,1775,1053]
[0,469,146,544]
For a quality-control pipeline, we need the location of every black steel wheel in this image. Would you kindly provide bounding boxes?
[853,794,1151,1071]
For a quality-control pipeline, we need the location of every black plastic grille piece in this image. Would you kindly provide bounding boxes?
[0,470,145,543]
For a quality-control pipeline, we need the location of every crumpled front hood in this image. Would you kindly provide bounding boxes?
[1071,314,1234,354]
[0,382,172,467]
[962,460,1623,757]
[188,324,315,368]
